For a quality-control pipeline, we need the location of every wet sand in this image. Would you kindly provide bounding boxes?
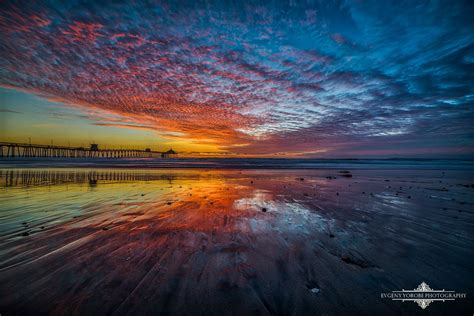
[0,168,473,315]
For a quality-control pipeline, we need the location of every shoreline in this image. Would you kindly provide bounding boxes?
[1,157,473,171]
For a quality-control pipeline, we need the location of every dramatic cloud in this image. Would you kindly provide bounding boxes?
[1,0,473,156]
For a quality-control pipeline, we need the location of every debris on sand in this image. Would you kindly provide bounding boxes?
[306,282,321,294]
[262,207,267,212]
[338,170,353,178]
[21,231,30,236]
[341,255,378,269]
[310,288,320,294]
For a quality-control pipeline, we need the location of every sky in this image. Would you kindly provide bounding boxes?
[1,0,473,158]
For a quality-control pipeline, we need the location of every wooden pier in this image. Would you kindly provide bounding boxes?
[0,142,169,159]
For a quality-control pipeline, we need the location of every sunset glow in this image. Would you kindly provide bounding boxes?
[1,1,473,157]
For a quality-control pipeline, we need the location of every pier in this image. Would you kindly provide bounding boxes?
[0,142,173,159]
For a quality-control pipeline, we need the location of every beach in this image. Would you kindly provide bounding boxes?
[0,166,473,315]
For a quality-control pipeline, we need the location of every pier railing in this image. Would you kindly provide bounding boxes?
[0,142,163,159]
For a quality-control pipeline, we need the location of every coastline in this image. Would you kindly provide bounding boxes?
[1,157,473,170]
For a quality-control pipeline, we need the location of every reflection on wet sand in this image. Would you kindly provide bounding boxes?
[0,168,473,315]
[0,169,177,187]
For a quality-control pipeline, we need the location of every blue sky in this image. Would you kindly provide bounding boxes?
[0,0,473,157]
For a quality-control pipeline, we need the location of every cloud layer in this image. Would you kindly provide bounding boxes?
[1,0,473,157]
